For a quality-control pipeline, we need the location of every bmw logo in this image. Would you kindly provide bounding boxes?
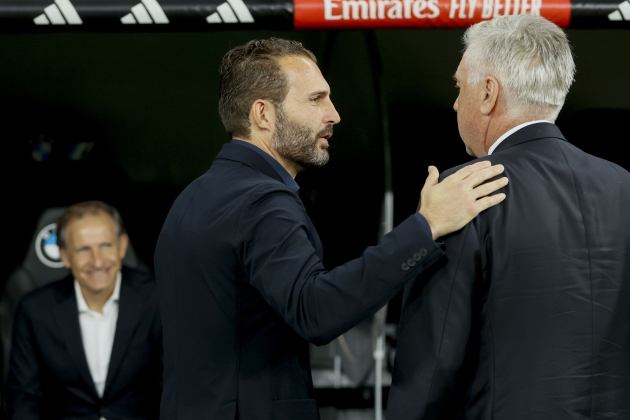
[35,223,65,268]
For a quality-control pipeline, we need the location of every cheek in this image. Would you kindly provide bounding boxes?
[461,99,476,125]
[103,247,121,261]
[72,254,89,267]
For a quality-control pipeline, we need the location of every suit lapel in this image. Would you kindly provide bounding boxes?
[53,279,99,399]
[103,273,145,399]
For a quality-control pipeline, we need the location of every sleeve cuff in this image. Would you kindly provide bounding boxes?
[413,213,432,237]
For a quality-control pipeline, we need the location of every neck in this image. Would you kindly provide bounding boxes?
[80,283,115,314]
[233,135,303,178]
[483,115,550,155]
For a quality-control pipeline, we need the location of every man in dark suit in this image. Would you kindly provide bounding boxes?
[155,39,508,420]
[7,201,162,420]
[388,15,630,420]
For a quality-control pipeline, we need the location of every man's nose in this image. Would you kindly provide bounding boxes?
[453,97,459,112]
[326,98,341,125]
[91,250,105,268]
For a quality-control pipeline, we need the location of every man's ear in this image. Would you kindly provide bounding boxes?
[59,248,72,269]
[480,76,500,116]
[118,233,130,260]
[249,99,276,134]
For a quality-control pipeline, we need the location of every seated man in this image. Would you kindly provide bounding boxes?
[7,201,162,420]
[388,14,630,420]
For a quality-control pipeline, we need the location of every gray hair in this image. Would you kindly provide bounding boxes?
[57,201,126,249]
[462,14,575,120]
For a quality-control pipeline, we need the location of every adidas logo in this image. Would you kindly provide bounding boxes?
[121,0,169,24]
[34,0,82,25]
[609,0,630,20]
[206,0,254,24]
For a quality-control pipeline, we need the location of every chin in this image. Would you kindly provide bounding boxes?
[88,279,115,291]
[83,272,116,291]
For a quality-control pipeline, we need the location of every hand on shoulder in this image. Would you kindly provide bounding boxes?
[419,161,508,240]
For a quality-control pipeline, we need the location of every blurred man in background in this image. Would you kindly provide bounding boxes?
[389,14,630,420]
[7,201,162,420]
[155,38,508,420]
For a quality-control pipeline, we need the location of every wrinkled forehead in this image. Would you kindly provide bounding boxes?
[454,59,467,82]
[66,211,117,235]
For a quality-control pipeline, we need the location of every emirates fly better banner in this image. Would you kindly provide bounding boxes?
[294,0,571,28]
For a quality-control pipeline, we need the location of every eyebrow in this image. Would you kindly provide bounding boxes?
[309,90,329,98]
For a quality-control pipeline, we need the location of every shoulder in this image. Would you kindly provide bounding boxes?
[439,155,502,181]
[120,267,161,319]
[240,181,305,223]
[557,140,630,178]
[235,183,310,241]
[176,157,295,210]
[17,276,73,314]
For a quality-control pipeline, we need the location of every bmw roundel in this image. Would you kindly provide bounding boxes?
[35,223,65,268]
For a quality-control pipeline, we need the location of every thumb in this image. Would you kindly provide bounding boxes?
[424,166,439,188]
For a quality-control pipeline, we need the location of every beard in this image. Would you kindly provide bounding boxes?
[271,108,332,168]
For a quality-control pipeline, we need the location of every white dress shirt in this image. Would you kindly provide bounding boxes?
[74,272,121,401]
[487,120,552,155]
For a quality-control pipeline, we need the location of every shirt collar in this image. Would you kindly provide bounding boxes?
[487,120,552,155]
[230,140,300,191]
[74,271,122,314]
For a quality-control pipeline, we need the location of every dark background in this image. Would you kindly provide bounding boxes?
[1,28,629,312]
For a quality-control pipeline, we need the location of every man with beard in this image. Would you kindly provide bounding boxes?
[154,38,508,420]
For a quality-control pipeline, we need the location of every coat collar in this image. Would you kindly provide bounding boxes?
[52,267,146,402]
[215,142,285,185]
[492,122,567,155]
[103,267,146,401]
[53,277,99,399]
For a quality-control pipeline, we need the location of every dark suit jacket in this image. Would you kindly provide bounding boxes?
[7,267,162,420]
[388,123,630,420]
[154,142,444,420]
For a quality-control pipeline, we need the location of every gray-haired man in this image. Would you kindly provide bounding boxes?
[388,14,630,420]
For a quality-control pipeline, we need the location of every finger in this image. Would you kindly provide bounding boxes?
[465,164,505,189]
[424,165,439,188]
[475,192,507,212]
[448,160,492,182]
[471,177,509,199]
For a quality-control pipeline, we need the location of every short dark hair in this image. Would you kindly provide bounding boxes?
[218,38,317,139]
[56,201,125,249]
